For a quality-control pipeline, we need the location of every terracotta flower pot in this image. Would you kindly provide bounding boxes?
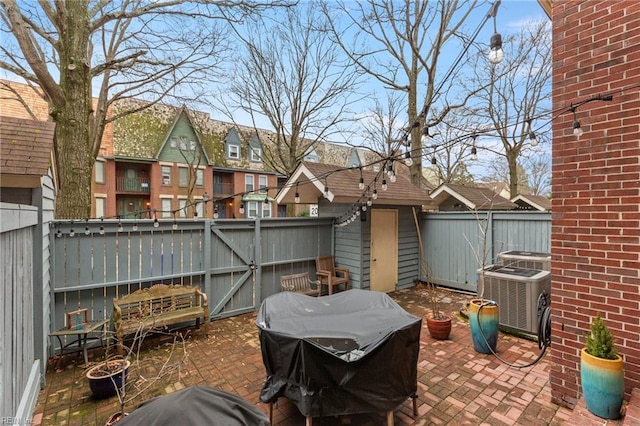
[426,315,452,340]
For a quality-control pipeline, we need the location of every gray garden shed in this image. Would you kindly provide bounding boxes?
[276,161,432,292]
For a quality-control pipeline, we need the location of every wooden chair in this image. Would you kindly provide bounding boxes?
[280,272,321,297]
[315,256,350,295]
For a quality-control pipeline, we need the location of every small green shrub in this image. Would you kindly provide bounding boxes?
[585,314,618,360]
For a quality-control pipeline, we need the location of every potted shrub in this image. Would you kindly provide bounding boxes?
[413,208,452,340]
[424,280,452,340]
[581,314,624,420]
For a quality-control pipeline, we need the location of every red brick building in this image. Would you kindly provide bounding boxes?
[549,1,640,408]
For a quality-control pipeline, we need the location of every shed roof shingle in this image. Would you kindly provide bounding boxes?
[1,115,55,178]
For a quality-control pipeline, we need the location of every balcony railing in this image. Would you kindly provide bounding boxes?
[213,182,233,195]
[116,177,151,193]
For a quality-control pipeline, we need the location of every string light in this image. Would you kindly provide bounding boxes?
[239,203,245,214]
[488,1,504,64]
[404,150,413,166]
[99,218,105,235]
[117,217,123,233]
[56,228,62,238]
[470,134,478,161]
[358,168,365,190]
[381,178,387,192]
[132,222,138,232]
[421,125,429,144]
[213,206,219,219]
[294,183,300,204]
[323,180,329,199]
[571,107,583,138]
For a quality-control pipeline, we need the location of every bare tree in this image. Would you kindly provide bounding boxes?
[323,0,497,186]
[466,19,551,197]
[522,154,551,196]
[360,91,407,157]
[0,0,285,218]
[428,112,479,185]
[221,2,361,176]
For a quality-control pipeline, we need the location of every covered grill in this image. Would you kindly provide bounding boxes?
[257,289,421,420]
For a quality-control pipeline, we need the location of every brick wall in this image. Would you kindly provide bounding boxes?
[550,1,640,408]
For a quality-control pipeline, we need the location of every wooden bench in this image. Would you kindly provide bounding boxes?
[113,284,209,354]
[280,272,321,297]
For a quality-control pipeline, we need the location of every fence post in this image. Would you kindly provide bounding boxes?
[203,219,212,310]
[254,218,262,308]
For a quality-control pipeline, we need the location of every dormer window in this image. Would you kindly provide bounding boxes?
[228,144,240,159]
[250,147,262,162]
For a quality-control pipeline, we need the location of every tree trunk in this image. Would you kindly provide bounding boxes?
[507,149,519,198]
[54,1,93,219]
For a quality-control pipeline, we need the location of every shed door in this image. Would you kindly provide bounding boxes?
[370,209,398,292]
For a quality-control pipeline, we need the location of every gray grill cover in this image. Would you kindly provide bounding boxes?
[118,386,269,425]
[257,289,421,417]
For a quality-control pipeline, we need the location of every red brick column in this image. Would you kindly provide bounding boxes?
[550,1,640,408]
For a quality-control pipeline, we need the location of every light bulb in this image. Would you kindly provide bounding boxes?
[213,207,219,219]
[117,222,124,233]
[529,131,538,147]
[153,218,159,228]
[172,221,178,230]
[132,223,138,231]
[361,204,367,212]
[324,186,329,199]
[56,229,62,238]
[488,33,504,64]
[99,225,105,235]
[69,228,75,237]
[356,209,360,216]
[431,157,437,165]
[421,126,429,144]
[471,146,478,161]
[404,151,413,166]
[294,192,300,203]
[372,189,378,200]
[573,120,584,138]
[367,197,372,207]
[239,203,245,214]
[381,179,388,191]
[358,177,364,190]
[84,226,90,235]
[389,173,397,183]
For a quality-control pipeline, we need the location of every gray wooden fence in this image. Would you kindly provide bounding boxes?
[50,217,333,338]
[1,203,40,420]
[422,211,551,293]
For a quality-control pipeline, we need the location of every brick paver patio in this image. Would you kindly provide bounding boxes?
[33,286,581,425]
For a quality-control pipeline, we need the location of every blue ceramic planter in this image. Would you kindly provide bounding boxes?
[581,348,624,420]
[86,359,130,399]
[469,299,499,354]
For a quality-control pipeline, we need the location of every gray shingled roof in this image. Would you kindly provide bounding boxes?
[1,115,55,180]
[277,161,432,206]
[430,183,517,210]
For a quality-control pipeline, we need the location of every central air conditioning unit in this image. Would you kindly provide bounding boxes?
[478,265,550,335]
[497,250,551,271]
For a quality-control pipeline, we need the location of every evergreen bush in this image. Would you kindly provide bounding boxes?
[585,314,618,360]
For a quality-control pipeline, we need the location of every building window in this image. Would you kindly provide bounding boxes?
[161,198,173,218]
[95,160,105,184]
[162,165,172,185]
[247,201,258,218]
[195,198,204,218]
[262,201,271,218]
[245,174,254,192]
[95,197,106,218]
[228,144,240,159]
[178,167,189,187]
[195,169,204,187]
[250,147,262,162]
[178,198,188,218]
[170,137,177,148]
[258,175,268,194]
[189,140,197,151]
[179,136,188,150]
